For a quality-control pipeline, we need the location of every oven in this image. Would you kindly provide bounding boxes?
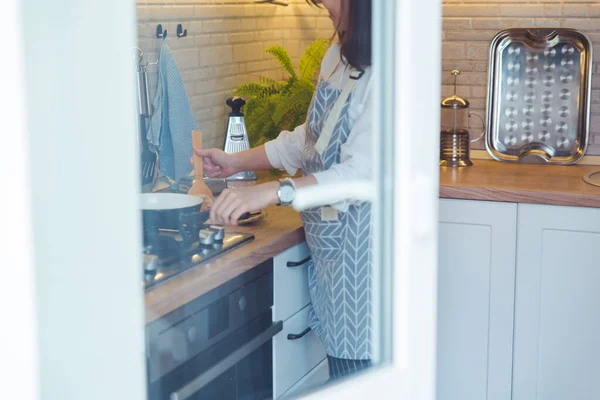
[146,259,281,400]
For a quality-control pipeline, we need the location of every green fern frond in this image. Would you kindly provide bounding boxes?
[233,39,329,153]
[266,46,297,79]
[299,39,329,81]
[258,77,284,95]
[272,83,314,125]
[235,82,278,98]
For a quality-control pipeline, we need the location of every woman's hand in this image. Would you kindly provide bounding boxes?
[189,148,239,179]
[210,181,279,226]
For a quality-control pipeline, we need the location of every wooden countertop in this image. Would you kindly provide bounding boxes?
[145,172,304,324]
[440,160,600,208]
[146,162,600,323]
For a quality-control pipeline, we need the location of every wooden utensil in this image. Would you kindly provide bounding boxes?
[188,130,214,201]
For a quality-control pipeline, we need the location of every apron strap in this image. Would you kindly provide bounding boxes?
[314,70,362,156]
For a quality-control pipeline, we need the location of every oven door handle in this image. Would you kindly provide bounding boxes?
[170,320,283,400]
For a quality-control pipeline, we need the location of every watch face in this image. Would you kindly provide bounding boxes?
[279,185,295,203]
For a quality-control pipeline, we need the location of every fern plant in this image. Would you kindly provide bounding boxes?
[235,39,329,149]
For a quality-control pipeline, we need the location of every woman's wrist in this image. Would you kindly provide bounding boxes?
[264,181,280,205]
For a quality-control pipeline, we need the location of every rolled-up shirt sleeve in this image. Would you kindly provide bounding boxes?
[264,122,306,176]
[311,95,372,212]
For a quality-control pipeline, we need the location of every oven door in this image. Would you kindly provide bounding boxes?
[149,311,282,400]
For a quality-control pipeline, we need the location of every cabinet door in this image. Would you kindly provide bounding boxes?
[513,204,600,400]
[438,199,517,400]
[273,242,311,322]
[273,305,326,399]
[281,358,329,399]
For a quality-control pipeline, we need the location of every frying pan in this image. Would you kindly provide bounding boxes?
[140,193,248,230]
[140,193,207,230]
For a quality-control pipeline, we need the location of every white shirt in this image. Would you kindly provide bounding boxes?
[264,44,373,212]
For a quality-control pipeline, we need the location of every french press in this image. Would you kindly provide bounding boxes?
[440,70,485,167]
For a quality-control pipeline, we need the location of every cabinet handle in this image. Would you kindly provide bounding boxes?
[287,327,311,340]
[286,256,311,268]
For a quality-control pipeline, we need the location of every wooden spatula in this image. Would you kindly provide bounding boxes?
[188,130,214,203]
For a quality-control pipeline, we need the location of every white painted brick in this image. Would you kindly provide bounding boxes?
[194,5,223,20]
[229,31,256,44]
[233,42,265,62]
[199,45,233,67]
[467,43,489,61]
[446,30,497,41]
[474,62,488,72]
[443,18,472,30]
[472,86,488,98]
[442,85,471,98]
[562,4,589,17]
[534,18,561,27]
[203,19,241,33]
[592,90,600,104]
[442,43,466,60]
[443,4,500,17]
[500,4,544,17]
[171,48,199,70]
[544,4,563,17]
[472,18,534,29]
[442,62,474,72]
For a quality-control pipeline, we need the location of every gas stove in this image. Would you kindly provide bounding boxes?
[142,222,254,289]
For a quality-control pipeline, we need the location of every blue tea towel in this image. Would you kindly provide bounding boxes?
[147,40,197,182]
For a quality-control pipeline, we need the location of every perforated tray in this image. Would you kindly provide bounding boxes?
[486,28,593,164]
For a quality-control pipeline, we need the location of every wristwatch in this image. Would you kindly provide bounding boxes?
[277,178,296,206]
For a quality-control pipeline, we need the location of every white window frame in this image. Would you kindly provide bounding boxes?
[299,0,441,398]
[4,0,441,398]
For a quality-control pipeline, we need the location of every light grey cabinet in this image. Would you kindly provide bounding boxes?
[438,199,600,400]
[512,204,600,400]
[437,199,517,400]
[272,242,327,399]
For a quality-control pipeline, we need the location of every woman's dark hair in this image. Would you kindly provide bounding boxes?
[306,0,372,70]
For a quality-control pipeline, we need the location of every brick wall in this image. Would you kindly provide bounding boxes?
[136,0,331,149]
[442,0,600,155]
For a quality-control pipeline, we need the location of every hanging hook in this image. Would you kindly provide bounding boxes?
[176,24,187,38]
[156,24,167,39]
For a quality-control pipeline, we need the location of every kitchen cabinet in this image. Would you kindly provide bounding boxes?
[437,199,517,400]
[512,204,600,400]
[438,199,600,400]
[272,242,327,399]
[281,358,330,399]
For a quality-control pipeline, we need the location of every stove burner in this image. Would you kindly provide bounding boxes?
[142,212,254,289]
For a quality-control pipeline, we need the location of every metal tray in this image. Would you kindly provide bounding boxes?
[486,28,593,164]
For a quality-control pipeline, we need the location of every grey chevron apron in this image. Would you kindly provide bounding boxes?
[301,65,372,361]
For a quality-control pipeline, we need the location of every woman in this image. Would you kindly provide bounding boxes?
[192,0,373,380]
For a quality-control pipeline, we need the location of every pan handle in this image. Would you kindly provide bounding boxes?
[178,210,211,228]
[179,210,251,228]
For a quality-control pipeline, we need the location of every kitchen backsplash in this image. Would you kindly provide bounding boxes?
[136,0,331,149]
[137,1,600,156]
[443,0,600,155]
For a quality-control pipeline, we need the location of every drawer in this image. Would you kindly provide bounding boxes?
[273,305,326,399]
[273,242,311,322]
[280,358,329,399]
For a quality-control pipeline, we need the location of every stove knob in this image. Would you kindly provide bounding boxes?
[187,325,197,342]
[199,229,216,246]
[143,254,159,273]
[209,225,225,242]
